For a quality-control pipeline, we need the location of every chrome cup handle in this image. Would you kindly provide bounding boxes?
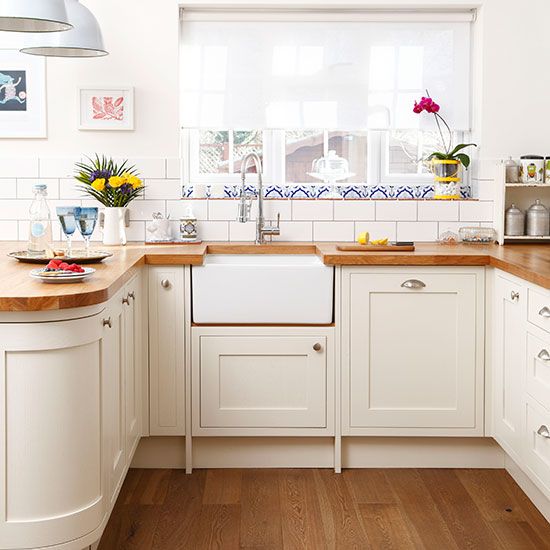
[401,279,426,290]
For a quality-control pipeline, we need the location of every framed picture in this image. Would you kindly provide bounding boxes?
[0,49,46,138]
[78,86,134,131]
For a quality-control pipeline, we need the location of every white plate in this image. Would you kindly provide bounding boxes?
[30,267,96,284]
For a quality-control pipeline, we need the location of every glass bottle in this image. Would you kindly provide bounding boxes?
[28,184,52,255]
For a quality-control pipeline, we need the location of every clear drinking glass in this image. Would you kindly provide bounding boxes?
[74,207,99,255]
[56,207,77,257]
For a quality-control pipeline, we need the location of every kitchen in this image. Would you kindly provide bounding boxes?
[1,1,550,549]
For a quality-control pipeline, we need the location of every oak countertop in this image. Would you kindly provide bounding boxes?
[0,241,549,311]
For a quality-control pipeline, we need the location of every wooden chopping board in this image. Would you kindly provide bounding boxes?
[337,244,416,252]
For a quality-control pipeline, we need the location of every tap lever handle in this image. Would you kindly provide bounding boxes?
[276,212,280,228]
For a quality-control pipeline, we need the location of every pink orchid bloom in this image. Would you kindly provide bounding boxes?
[413,95,441,114]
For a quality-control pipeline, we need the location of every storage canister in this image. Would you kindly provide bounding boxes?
[520,155,545,183]
[526,199,550,236]
[545,156,550,183]
[505,204,525,236]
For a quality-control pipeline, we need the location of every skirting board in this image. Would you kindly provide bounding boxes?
[131,436,505,470]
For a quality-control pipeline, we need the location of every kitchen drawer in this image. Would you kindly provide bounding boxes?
[525,397,550,496]
[528,287,550,333]
[527,327,550,410]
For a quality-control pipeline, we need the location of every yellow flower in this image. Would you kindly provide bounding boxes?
[109,176,125,188]
[129,175,143,189]
[91,178,106,191]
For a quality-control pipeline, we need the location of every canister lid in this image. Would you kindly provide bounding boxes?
[528,199,548,212]
[506,204,523,214]
[520,155,544,160]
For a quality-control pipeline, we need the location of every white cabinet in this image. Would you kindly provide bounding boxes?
[148,266,185,435]
[0,312,107,550]
[193,327,334,436]
[342,267,484,436]
[492,272,527,461]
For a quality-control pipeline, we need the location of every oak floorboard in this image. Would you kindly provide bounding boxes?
[150,469,206,550]
[419,469,500,550]
[313,469,372,549]
[385,469,459,549]
[359,503,419,550]
[278,469,328,549]
[97,468,550,550]
[240,469,283,549]
[202,469,242,505]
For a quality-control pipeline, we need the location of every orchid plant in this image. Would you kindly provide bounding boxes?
[413,92,477,168]
[75,155,144,207]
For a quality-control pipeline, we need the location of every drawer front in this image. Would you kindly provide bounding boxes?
[200,335,327,429]
[527,329,550,410]
[528,288,550,333]
[525,397,550,495]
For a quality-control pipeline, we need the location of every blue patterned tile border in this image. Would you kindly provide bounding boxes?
[182,183,473,200]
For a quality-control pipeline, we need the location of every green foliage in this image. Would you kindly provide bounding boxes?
[426,143,477,169]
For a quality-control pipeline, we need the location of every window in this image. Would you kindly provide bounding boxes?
[181,9,473,191]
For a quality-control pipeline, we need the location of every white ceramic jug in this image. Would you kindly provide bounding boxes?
[102,207,127,246]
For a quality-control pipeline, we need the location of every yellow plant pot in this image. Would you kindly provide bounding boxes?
[431,159,461,200]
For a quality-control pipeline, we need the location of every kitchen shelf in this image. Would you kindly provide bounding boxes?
[505,183,550,188]
[504,235,550,240]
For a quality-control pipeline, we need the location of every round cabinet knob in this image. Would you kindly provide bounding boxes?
[161,279,171,289]
[313,343,322,352]
[102,317,112,328]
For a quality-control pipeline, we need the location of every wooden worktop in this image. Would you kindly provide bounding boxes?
[0,241,549,311]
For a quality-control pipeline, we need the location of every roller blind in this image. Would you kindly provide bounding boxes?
[180,11,472,130]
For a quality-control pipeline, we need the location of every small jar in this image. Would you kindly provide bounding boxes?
[505,204,525,236]
[520,155,545,183]
[505,157,520,183]
[526,199,550,236]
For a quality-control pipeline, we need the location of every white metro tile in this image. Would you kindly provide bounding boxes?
[197,221,229,241]
[0,220,18,240]
[122,158,165,179]
[313,221,355,242]
[0,200,32,220]
[354,221,396,242]
[229,221,257,241]
[166,199,208,220]
[276,221,313,242]
[472,179,497,201]
[375,200,417,221]
[397,221,438,242]
[39,157,80,178]
[16,179,59,199]
[0,179,16,199]
[333,200,375,221]
[459,201,494,222]
[166,158,181,179]
[292,200,333,221]
[417,201,459,222]
[208,199,239,221]
[0,157,39,178]
[262,199,292,221]
[145,179,182,200]
[128,200,166,221]
[126,221,146,242]
[59,178,86,200]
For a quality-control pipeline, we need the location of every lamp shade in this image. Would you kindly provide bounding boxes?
[0,0,71,32]
[21,0,107,58]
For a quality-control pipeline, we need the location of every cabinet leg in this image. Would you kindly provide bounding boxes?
[334,435,342,473]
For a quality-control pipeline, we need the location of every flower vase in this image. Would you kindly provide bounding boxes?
[102,207,127,246]
[432,159,461,200]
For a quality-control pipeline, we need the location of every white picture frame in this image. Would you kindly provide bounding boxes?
[78,86,134,131]
[0,49,46,138]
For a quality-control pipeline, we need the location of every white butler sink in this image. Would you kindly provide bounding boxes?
[192,254,334,324]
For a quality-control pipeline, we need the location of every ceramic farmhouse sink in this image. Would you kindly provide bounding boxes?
[192,254,334,324]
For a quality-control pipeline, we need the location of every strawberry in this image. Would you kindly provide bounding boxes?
[58,262,69,271]
[46,260,59,270]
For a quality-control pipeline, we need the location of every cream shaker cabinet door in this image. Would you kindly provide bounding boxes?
[0,314,106,550]
[148,266,185,435]
[102,292,126,509]
[199,335,327,430]
[492,273,527,461]
[123,274,143,462]
[344,268,483,435]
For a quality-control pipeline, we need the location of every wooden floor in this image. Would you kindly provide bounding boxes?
[98,468,550,549]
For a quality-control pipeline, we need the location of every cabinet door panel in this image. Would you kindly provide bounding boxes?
[200,336,326,429]
[345,269,482,434]
[527,328,550,411]
[148,267,185,435]
[0,316,105,549]
[493,274,526,460]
